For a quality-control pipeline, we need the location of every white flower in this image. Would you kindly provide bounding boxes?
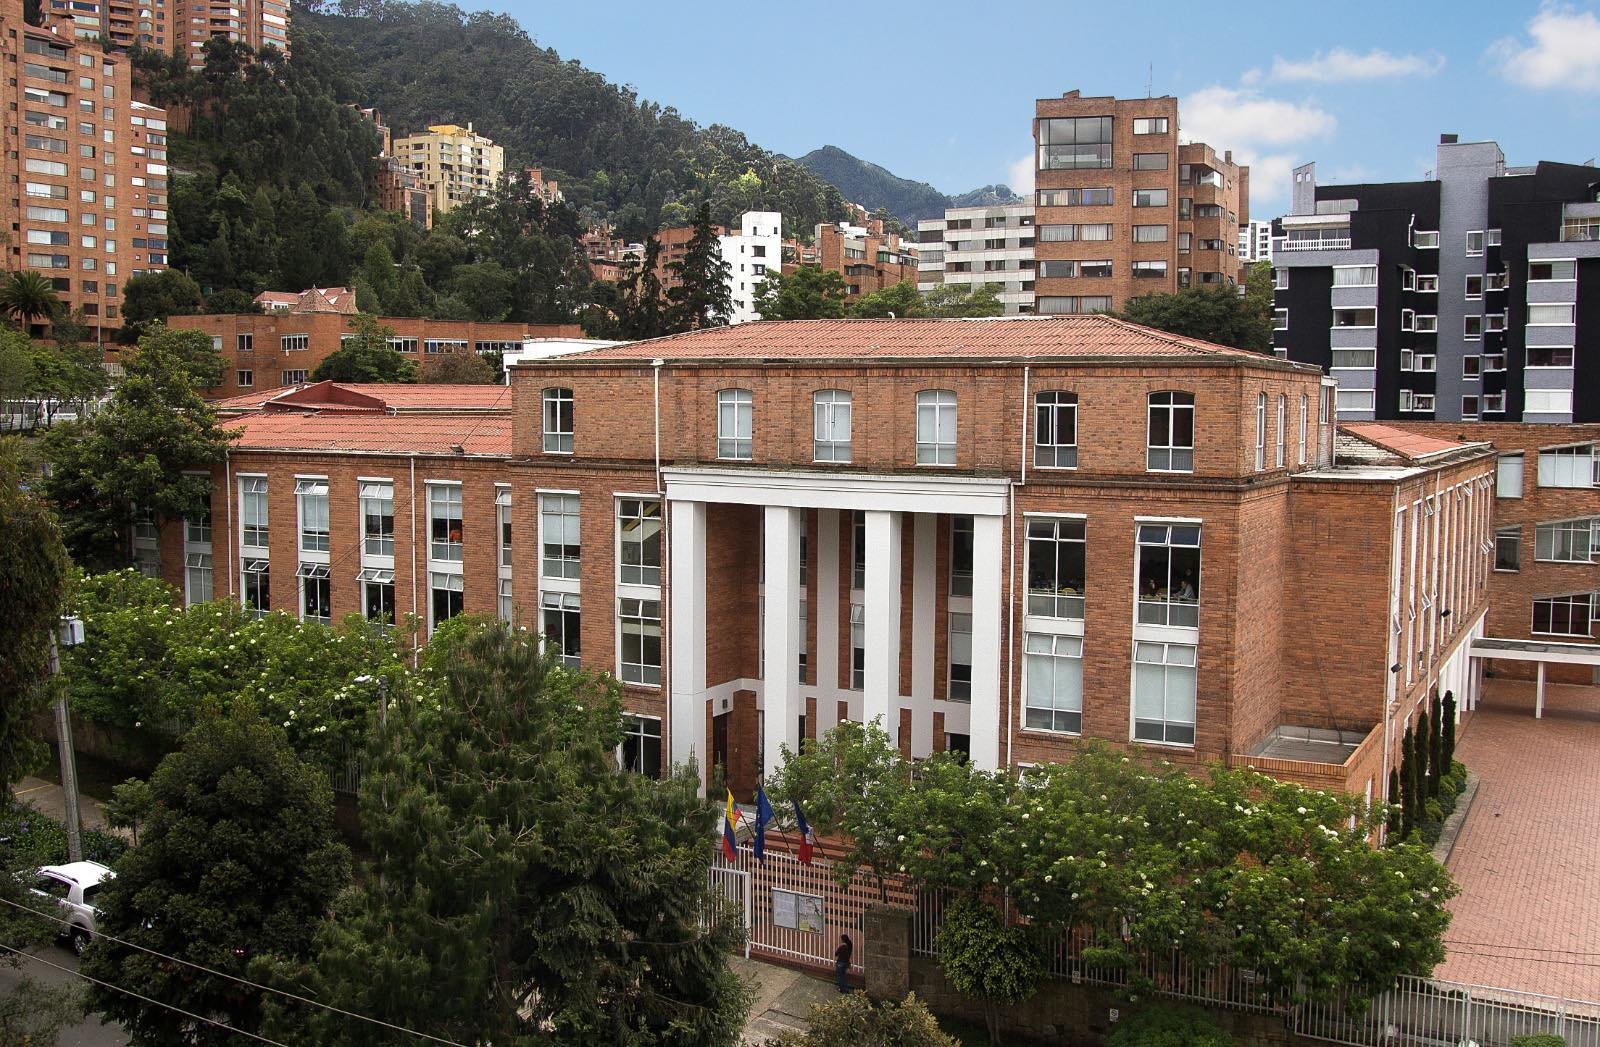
[1297,806,1308,815]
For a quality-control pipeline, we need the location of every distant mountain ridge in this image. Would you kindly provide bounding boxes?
[796,145,1022,225]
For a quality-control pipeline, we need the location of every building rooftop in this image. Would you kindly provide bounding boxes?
[213,381,510,414]
[229,412,510,457]
[534,316,1295,366]
[252,286,358,315]
[1340,423,1478,462]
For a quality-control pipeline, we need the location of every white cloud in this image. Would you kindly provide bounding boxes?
[1490,6,1600,90]
[1269,48,1444,82]
[1006,152,1034,196]
[1181,86,1336,214]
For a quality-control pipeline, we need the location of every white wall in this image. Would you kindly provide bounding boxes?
[721,210,783,324]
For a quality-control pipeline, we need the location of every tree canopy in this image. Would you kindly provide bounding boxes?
[309,314,417,383]
[666,203,732,330]
[118,270,205,344]
[1113,262,1274,353]
[753,265,849,321]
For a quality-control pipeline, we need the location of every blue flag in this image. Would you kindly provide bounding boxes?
[753,785,774,864]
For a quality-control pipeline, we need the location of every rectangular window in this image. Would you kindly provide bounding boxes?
[1527,389,1574,415]
[1534,519,1595,563]
[1538,445,1598,489]
[1466,230,1484,256]
[1137,524,1201,628]
[499,578,513,624]
[1465,274,1483,299]
[1332,308,1377,328]
[621,715,662,778]
[360,482,394,557]
[850,603,865,689]
[295,478,329,553]
[948,515,973,598]
[1330,349,1377,369]
[1414,230,1439,248]
[236,369,253,388]
[619,597,662,685]
[242,560,270,618]
[1132,117,1169,134]
[185,552,213,606]
[716,388,753,460]
[1273,308,1289,331]
[1039,224,1079,242]
[1038,260,1077,278]
[618,499,662,586]
[1276,395,1286,469]
[1528,303,1575,325]
[1027,517,1086,619]
[1495,527,1521,572]
[386,336,418,354]
[1497,454,1524,498]
[1132,224,1168,243]
[282,370,308,386]
[540,494,581,579]
[1024,633,1083,734]
[428,484,463,562]
[1038,115,1113,170]
[1132,152,1169,170]
[1528,347,1574,368]
[1034,391,1078,468]
[1528,260,1576,281]
[947,613,972,702]
[1133,641,1197,745]
[360,569,396,625]
[813,389,852,462]
[280,334,308,352]
[429,571,463,634]
[1532,594,1592,637]
[298,563,331,625]
[915,390,957,466]
[424,339,468,355]
[1131,260,1168,279]
[1132,188,1168,207]
[1255,394,1267,471]
[1332,265,1377,286]
[1079,223,1112,241]
[1464,315,1483,340]
[1037,187,1113,207]
[236,333,253,353]
[1298,393,1309,465]
[240,477,268,548]
[542,387,573,453]
[1414,315,1438,333]
[541,592,581,668]
[497,487,512,568]
[1080,260,1113,278]
[1146,392,1195,472]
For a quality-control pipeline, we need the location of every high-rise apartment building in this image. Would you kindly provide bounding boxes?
[1239,219,1274,263]
[916,203,1037,315]
[810,217,918,302]
[43,0,288,63]
[1032,92,1248,314]
[1272,136,1600,423]
[720,211,782,325]
[394,123,506,214]
[2,0,170,337]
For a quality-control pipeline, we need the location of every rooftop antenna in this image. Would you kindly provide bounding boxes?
[1147,63,1153,98]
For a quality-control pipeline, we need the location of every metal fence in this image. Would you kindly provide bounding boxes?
[1292,976,1600,1047]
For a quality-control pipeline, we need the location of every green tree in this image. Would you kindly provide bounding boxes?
[617,236,667,338]
[935,896,1044,1046]
[203,287,259,314]
[1442,691,1458,769]
[0,979,83,1046]
[1105,1005,1238,1047]
[848,280,923,318]
[309,314,417,383]
[266,621,749,1045]
[0,440,71,790]
[1113,279,1273,353]
[1399,726,1417,838]
[752,265,849,321]
[1415,709,1432,802]
[0,270,62,331]
[82,710,351,1045]
[118,270,205,343]
[767,992,957,1047]
[41,328,233,568]
[419,350,496,384]
[103,776,154,846]
[666,202,731,331]
[1387,767,1402,839]
[443,260,518,321]
[919,282,1004,318]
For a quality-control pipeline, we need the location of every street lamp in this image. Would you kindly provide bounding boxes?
[50,615,85,863]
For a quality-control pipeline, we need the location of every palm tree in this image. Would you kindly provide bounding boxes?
[0,270,61,331]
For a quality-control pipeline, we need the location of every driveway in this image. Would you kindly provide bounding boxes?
[0,945,128,1046]
[1434,677,1600,1002]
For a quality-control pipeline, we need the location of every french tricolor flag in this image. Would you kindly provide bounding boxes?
[793,799,815,866]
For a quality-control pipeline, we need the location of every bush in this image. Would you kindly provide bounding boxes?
[1510,1035,1565,1047]
[0,801,127,867]
[936,896,1044,1045]
[767,992,958,1046]
[1105,1004,1237,1047]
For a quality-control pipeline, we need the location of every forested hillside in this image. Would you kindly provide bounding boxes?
[301,0,850,240]
[796,145,1023,225]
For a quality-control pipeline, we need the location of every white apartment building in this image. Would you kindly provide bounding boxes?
[720,210,783,325]
[1239,219,1274,263]
[916,204,1037,315]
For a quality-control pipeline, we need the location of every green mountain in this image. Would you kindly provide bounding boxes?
[301,1,850,241]
[795,145,1022,225]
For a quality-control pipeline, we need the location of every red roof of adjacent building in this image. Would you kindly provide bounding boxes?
[252,286,359,315]
[227,412,511,457]
[547,315,1284,365]
[1340,423,1472,461]
[214,382,510,413]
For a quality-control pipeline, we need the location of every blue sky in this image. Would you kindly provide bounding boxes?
[468,0,1600,216]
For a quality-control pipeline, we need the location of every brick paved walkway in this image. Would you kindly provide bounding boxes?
[1435,677,1600,1001]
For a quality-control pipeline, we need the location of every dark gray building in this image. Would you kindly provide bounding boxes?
[1272,136,1600,424]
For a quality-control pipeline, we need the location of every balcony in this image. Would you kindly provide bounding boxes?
[1276,234,1352,252]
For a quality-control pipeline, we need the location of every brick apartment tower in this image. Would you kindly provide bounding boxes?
[40,0,288,63]
[1,0,170,337]
[1033,92,1249,314]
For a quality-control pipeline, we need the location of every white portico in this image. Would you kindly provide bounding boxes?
[665,467,1009,790]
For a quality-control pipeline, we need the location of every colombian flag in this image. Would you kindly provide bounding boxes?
[721,789,741,862]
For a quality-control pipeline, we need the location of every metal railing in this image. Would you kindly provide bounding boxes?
[1277,236,1354,252]
[1292,975,1600,1047]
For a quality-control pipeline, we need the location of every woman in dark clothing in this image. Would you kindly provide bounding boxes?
[834,934,853,993]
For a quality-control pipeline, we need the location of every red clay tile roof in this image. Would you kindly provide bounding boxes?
[1340,423,1471,461]
[213,383,510,413]
[548,315,1280,365]
[228,412,510,457]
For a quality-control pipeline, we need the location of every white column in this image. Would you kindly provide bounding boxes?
[816,509,841,707]
[1535,661,1546,720]
[863,510,902,746]
[910,513,937,757]
[668,499,707,788]
[763,505,803,779]
[968,514,1004,771]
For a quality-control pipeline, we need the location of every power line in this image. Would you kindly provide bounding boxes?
[1444,947,1600,970]
[1445,938,1600,958]
[2,938,290,1046]
[0,896,468,1046]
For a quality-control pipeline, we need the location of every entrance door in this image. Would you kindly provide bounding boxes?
[711,711,730,786]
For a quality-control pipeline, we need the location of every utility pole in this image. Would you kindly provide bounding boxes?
[51,617,86,863]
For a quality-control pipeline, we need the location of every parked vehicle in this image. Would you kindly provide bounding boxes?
[29,862,114,955]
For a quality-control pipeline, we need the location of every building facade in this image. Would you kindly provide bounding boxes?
[1,0,170,337]
[155,317,1498,822]
[1272,136,1600,424]
[916,204,1038,315]
[393,123,506,214]
[1239,219,1274,263]
[720,211,783,325]
[42,0,286,59]
[1033,92,1249,314]
[808,218,919,302]
[172,312,583,399]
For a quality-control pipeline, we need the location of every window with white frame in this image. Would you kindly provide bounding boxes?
[242,559,269,617]
[542,387,573,453]
[1330,349,1376,369]
[852,511,868,591]
[1464,315,1482,340]
[297,562,331,624]
[849,603,865,689]
[1332,265,1377,286]
[621,715,662,778]
[1147,391,1195,472]
[497,487,512,568]
[428,484,463,562]
[360,482,394,557]
[282,370,308,386]
[1026,518,1085,618]
[498,578,513,623]
[185,496,212,546]
[1332,308,1377,328]
[1465,274,1483,299]
[949,515,973,597]
[1336,389,1375,413]
[429,571,463,633]
[1414,315,1438,333]
[618,499,662,586]
[185,551,213,604]
[1133,641,1197,745]
[280,334,308,352]
[1024,633,1083,734]
[947,612,972,702]
[1414,231,1440,249]
[296,478,329,553]
[542,592,581,668]
[813,389,852,462]
[360,568,395,624]
[1537,445,1598,489]
[1401,308,1415,331]
[1494,527,1521,572]
[1527,389,1573,415]
[619,597,662,685]
[241,476,268,548]
[540,494,580,579]
[1528,303,1575,325]
[1034,391,1078,468]
[1533,593,1592,637]
[1272,308,1288,330]
[1465,230,1484,255]
[716,388,753,460]
[1534,518,1596,563]
[1276,394,1286,468]
[1137,524,1201,627]
[1529,259,1576,281]
[915,389,957,465]
[1496,454,1524,498]
[1254,393,1267,471]
[1298,393,1308,465]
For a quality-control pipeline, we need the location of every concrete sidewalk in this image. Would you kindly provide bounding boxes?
[733,956,841,1044]
[10,776,114,833]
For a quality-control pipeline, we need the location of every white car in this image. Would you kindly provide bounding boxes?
[30,861,114,955]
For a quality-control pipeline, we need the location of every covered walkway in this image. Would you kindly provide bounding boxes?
[1471,637,1600,718]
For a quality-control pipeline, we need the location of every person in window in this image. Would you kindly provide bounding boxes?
[1175,570,1197,603]
[834,933,853,993]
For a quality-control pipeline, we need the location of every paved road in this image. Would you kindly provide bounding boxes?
[0,944,127,1046]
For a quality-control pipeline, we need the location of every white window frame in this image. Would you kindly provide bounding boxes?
[1254,393,1267,472]
[1532,593,1593,638]
[540,493,582,582]
[360,481,395,559]
[617,497,663,587]
[1023,632,1083,735]
[618,596,663,686]
[1146,391,1195,473]
[542,387,573,454]
[239,475,269,550]
[1131,640,1197,747]
[1033,391,1078,469]
[427,482,463,563]
[295,477,329,554]
[813,389,852,463]
[1025,516,1086,620]
[716,388,753,460]
[915,389,958,466]
[1537,445,1599,489]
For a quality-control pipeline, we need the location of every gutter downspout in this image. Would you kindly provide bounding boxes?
[409,454,419,665]
[1005,365,1030,771]
[224,449,235,600]
[652,359,664,493]
[1380,484,1400,846]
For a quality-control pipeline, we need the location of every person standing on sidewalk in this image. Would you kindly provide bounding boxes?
[833,933,853,993]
